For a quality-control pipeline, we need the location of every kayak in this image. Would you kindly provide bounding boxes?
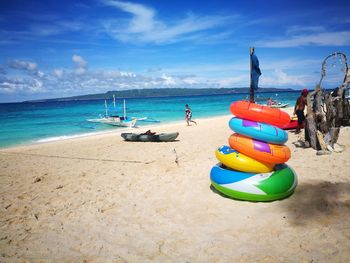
[121,132,179,142]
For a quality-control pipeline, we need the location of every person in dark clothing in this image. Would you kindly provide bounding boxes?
[293,89,308,133]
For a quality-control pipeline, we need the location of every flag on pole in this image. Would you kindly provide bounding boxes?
[251,50,262,90]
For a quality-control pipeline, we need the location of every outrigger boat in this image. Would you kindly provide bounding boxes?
[270,102,289,108]
[87,95,137,128]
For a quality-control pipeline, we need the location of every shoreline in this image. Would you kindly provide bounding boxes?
[0,114,232,151]
[1,106,295,151]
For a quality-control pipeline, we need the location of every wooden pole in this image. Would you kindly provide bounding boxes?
[249,47,254,103]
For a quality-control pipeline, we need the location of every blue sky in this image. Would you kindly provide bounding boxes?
[0,0,349,102]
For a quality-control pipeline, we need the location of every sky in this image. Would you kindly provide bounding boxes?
[0,0,350,102]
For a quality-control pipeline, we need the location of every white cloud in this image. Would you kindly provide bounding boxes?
[8,60,38,71]
[0,81,17,93]
[260,69,311,86]
[219,75,249,87]
[72,55,87,75]
[36,70,45,78]
[75,67,86,75]
[259,31,350,47]
[102,0,234,44]
[182,75,198,85]
[120,71,136,77]
[104,0,155,33]
[30,79,44,92]
[72,55,87,68]
[53,69,64,78]
[286,25,325,35]
[0,77,46,94]
[160,74,176,85]
[0,54,326,101]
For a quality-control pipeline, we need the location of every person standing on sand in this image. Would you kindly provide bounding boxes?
[293,89,308,133]
[267,97,276,107]
[185,104,197,126]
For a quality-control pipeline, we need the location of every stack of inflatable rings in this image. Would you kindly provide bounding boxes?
[210,100,298,201]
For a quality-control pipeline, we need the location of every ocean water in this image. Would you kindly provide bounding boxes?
[0,91,301,148]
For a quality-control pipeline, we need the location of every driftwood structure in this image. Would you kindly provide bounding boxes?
[304,52,350,151]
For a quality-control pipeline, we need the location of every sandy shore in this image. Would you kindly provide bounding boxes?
[1,108,349,262]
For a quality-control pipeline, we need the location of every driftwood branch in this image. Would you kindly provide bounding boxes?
[304,52,350,152]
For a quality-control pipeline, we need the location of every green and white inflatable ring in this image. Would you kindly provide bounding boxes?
[210,164,297,202]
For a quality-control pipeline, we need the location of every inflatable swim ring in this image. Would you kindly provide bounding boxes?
[229,117,288,144]
[215,145,274,173]
[210,164,297,201]
[230,101,290,127]
[278,118,305,130]
[229,133,291,164]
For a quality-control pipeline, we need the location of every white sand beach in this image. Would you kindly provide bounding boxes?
[0,108,350,262]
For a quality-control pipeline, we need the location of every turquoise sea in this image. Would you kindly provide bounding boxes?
[0,91,301,148]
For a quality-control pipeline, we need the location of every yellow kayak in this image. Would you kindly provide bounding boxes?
[215,145,275,173]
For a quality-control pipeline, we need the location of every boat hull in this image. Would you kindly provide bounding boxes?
[87,118,137,127]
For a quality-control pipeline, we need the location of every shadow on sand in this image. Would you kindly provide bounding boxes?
[282,181,350,226]
[209,181,350,225]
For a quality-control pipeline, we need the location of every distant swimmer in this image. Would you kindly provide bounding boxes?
[185,104,197,126]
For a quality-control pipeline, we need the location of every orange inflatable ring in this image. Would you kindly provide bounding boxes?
[229,133,291,164]
[230,101,290,127]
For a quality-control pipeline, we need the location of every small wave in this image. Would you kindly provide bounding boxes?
[34,127,134,144]
[35,131,106,143]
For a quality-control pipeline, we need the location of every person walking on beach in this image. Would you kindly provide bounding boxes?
[185,104,197,126]
[267,97,276,107]
[293,89,308,133]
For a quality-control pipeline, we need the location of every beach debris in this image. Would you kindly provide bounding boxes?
[34,213,39,220]
[33,176,43,183]
[173,148,179,166]
[99,204,116,213]
[55,185,64,190]
[333,143,345,153]
[316,150,332,155]
[293,140,306,148]
[4,203,12,209]
[326,144,334,152]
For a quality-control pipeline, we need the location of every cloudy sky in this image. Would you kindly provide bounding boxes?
[0,0,350,102]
